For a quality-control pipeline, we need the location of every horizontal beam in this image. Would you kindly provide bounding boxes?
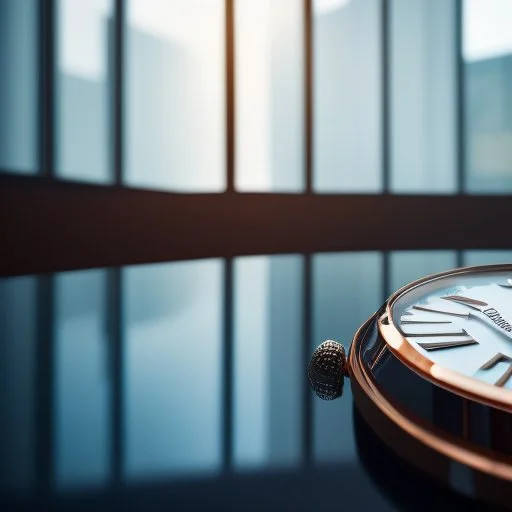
[1,175,511,276]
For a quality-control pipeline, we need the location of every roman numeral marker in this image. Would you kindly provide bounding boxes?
[479,352,512,387]
[401,320,452,325]
[442,295,488,306]
[412,305,470,319]
[418,339,478,351]
[405,329,469,338]
[442,295,488,311]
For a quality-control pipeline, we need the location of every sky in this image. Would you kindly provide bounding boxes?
[464,0,512,60]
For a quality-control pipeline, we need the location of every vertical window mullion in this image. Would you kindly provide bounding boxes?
[223,0,235,467]
[114,0,125,186]
[108,266,123,486]
[302,253,313,465]
[455,0,465,195]
[39,0,55,177]
[225,0,235,192]
[36,0,56,495]
[382,250,390,300]
[381,0,390,194]
[456,250,464,269]
[304,0,313,193]
[222,258,234,470]
[36,275,54,494]
[111,0,125,487]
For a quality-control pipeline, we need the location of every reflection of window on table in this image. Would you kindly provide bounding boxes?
[3,249,512,490]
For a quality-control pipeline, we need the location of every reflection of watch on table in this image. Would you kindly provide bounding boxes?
[309,265,512,509]
[353,405,491,511]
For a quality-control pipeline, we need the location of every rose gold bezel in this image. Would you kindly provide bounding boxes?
[382,263,512,413]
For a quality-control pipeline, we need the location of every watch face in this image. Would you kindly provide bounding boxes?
[387,265,512,406]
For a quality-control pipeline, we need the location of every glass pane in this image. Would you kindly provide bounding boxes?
[389,251,458,296]
[125,0,225,191]
[390,0,457,193]
[233,255,303,469]
[313,0,382,192]
[56,0,113,183]
[463,250,512,266]
[54,270,110,488]
[312,252,382,463]
[0,0,38,174]
[235,0,304,192]
[464,0,512,193]
[124,260,223,479]
[0,277,37,491]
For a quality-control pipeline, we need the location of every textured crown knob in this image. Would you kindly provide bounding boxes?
[308,340,348,400]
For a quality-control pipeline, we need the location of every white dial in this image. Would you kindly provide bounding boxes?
[391,269,512,389]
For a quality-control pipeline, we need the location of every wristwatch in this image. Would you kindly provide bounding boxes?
[308,264,512,508]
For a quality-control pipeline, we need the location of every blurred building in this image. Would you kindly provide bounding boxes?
[465,53,512,191]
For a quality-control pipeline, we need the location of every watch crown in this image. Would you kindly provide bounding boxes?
[308,340,348,400]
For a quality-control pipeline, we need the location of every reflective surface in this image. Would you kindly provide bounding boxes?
[0,251,510,510]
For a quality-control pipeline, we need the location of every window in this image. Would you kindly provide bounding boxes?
[464,0,512,193]
[2,0,512,195]
[390,0,457,193]
[0,0,38,174]
[236,0,305,192]
[56,0,114,183]
[314,0,382,192]
[125,0,226,192]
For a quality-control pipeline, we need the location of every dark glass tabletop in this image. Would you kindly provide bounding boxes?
[0,250,509,511]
